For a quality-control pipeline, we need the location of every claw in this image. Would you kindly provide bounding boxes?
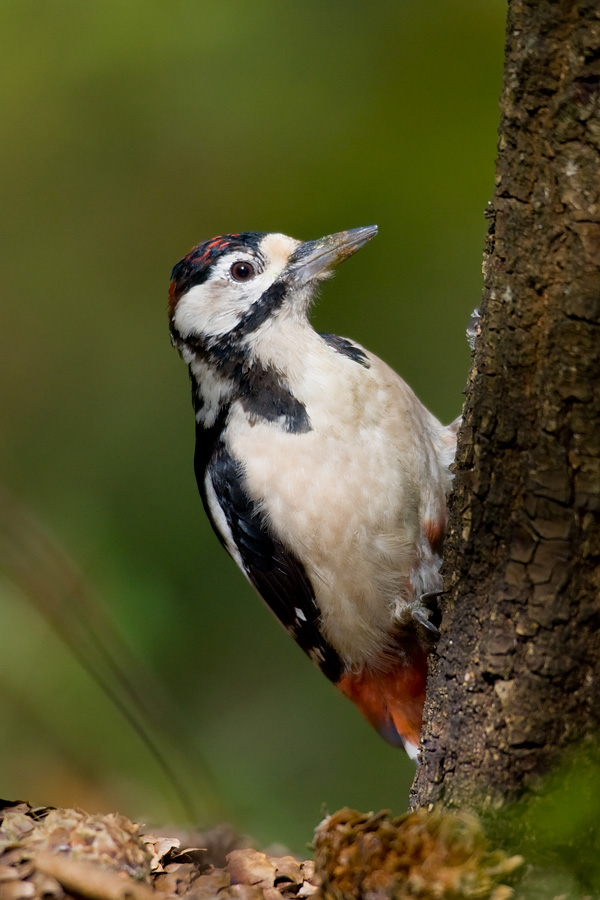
[412,589,444,641]
[412,607,441,640]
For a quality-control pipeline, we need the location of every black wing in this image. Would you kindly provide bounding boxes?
[319,333,370,368]
[196,436,342,683]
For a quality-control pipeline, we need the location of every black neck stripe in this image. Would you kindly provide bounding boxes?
[229,280,287,341]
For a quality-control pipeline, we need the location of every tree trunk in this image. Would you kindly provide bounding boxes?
[412,0,600,810]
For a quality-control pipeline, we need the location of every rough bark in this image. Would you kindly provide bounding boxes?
[412,0,600,809]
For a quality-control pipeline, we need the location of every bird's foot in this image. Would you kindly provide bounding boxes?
[412,589,443,641]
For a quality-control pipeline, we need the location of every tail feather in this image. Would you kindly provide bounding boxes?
[337,650,428,756]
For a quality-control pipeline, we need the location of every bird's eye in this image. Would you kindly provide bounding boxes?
[230,261,255,282]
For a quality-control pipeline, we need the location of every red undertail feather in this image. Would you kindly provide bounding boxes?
[423,517,445,557]
[337,650,428,753]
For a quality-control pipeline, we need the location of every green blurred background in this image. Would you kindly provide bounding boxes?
[0,0,505,853]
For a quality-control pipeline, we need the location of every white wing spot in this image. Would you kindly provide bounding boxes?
[295,607,307,622]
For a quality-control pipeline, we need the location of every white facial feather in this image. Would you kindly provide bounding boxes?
[172,233,300,342]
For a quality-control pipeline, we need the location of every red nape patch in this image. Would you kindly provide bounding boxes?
[337,651,428,750]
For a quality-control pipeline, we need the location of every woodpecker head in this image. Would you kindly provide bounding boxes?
[169,226,378,354]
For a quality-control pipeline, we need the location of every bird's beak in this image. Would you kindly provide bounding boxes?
[289,225,378,283]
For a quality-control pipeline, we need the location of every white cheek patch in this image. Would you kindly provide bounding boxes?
[173,248,293,342]
[173,253,276,338]
[173,281,255,340]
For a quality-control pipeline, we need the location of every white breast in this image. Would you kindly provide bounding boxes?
[226,329,452,668]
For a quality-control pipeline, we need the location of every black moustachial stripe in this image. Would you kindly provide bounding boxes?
[320,333,370,368]
[186,344,311,434]
[169,283,288,358]
[230,281,288,340]
[171,282,289,357]
[199,441,342,683]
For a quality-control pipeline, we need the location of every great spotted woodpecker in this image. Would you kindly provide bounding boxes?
[169,226,457,758]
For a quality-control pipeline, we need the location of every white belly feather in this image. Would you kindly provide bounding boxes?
[227,341,451,668]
